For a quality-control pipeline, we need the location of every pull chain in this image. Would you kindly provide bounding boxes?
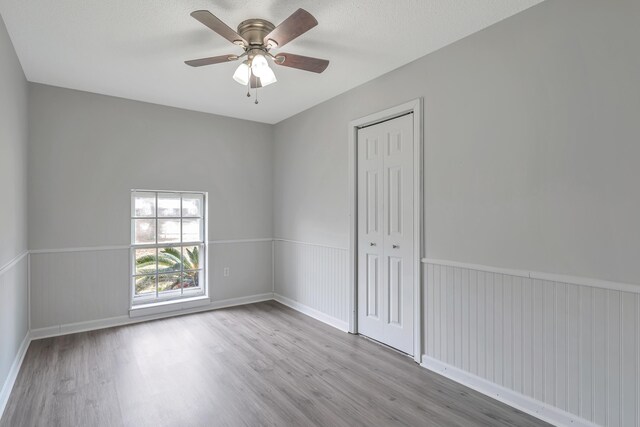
[246,65,251,97]
[255,85,259,104]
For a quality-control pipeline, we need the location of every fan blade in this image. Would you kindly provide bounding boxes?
[184,55,238,67]
[274,53,329,73]
[250,75,262,89]
[263,9,317,48]
[191,10,247,46]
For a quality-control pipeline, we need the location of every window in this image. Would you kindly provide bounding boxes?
[130,190,207,306]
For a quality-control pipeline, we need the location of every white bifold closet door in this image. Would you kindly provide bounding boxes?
[357,113,414,355]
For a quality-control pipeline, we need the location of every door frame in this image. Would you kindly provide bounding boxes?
[347,98,423,363]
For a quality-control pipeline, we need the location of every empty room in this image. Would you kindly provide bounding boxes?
[1,0,638,426]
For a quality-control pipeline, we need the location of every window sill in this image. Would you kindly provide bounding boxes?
[129,295,210,318]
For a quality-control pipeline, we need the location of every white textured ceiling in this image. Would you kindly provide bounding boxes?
[0,0,543,124]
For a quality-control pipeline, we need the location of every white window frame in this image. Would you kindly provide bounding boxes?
[129,189,209,310]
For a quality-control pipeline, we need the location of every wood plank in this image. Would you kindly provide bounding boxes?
[1,301,549,427]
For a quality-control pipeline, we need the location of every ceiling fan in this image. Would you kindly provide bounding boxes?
[185,8,330,104]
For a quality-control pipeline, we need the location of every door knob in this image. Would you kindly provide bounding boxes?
[370,242,377,246]
[392,244,399,249]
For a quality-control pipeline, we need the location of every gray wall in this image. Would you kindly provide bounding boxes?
[0,16,27,266]
[28,84,274,330]
[0,13,29,403]
[28,84,273,249]
[274,0,640,286]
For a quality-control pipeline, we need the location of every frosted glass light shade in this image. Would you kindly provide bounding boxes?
[251,54,269,78]
[259,66,277,87]
[233,61,250,85]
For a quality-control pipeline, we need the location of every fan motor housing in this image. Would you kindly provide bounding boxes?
[237,19,276,46]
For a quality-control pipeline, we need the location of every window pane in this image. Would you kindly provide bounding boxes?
[131,190,206,305]
[157,219,180,243]
[134,275,156,296]
[134,248,157,275]
[157,247,182,273]
[132,192,156,217]
[182,219,202,243]
[157,193,181,217]
[158,273,181,293]
[133,219,156,244]
[182,245,203,271]
[182,194,203,217]
[182,270,203,289]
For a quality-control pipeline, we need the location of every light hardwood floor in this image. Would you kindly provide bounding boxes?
[1,301,549,426]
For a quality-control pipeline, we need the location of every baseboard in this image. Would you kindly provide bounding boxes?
[30,293,275,340]
[273,293,349,332]
[208,293,274,310]
[420,356,598,427]
[0,332,31,419]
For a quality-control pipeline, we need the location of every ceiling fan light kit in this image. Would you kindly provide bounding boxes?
[185,8,330,104]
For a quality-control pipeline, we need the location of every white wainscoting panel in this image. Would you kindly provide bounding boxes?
[30,248,130,329]
[274,240,349,326]
[209,240,273,301]
[424,261,640,427]
[30,293,275,340]
[0,253,29,417]
[30,241,274,331]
